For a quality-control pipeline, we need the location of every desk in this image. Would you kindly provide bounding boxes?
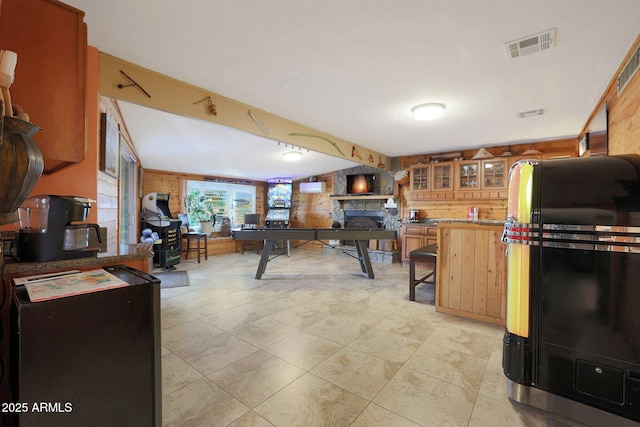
[232,228,396,279]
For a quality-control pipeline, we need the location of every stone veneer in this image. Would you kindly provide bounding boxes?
[332,166,400,233]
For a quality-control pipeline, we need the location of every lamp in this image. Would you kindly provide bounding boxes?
[282,151,302,162]
[412,103,446,120]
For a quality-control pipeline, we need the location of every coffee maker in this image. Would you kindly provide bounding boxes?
[16,195,102,262]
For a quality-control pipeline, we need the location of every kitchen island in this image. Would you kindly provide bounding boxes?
[435,221,507,326]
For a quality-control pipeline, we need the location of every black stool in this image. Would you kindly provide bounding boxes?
[409,243,437,301]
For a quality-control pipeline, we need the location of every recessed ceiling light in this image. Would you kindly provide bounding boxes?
[282,151,303,161]
[412,103,446,120]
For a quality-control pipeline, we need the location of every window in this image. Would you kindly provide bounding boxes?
[185,180,256,229]
[119,144,138,246]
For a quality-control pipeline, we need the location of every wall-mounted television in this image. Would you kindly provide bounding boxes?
[346,173,376,195]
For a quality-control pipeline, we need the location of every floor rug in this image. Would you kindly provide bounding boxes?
[154,271,190,289]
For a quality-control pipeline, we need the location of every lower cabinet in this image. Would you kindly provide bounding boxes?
[436,223,507,325]
[401,225,437,263]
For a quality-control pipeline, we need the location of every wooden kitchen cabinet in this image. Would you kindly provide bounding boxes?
[436,222,507,325]
[401,224,437,263]
[0,0,88,173]
[481,159,507,189]
[408,162,454,200]
[409,164,430,191]
[455,158,508,199]
[432,162,454,191]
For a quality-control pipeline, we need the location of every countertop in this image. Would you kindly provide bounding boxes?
[402,218,505,226]
[3,243,154,276]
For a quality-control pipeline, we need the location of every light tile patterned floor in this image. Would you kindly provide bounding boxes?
[158,250,589,427]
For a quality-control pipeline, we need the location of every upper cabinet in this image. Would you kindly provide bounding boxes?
[455,158,508,199]
[410,164,430,192]
[409,162,454,200]
[0,0,87,173]
[481,159,507,189]
[432,163,453,192]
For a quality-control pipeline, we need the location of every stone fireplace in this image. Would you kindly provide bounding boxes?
[344,210,385,229]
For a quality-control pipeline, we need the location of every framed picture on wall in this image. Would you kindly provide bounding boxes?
[100,112,120,178]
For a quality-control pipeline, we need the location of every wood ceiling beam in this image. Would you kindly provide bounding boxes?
[98,52,391,171]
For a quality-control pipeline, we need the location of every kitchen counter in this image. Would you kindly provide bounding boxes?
[3,243,154,276]
[435,222,507,325]
[402,218,505,226]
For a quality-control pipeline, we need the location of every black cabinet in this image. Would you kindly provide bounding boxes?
[11,266,161,427]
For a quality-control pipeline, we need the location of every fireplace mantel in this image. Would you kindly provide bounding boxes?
[329,194,392,201]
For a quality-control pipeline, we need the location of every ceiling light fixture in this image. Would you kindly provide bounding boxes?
[411,103,446,120]
[283,151,303,162]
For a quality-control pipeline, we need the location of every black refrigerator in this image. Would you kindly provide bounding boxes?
[10,265,161,427]
[502,155,640,425]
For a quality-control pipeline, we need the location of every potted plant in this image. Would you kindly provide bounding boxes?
[185,189,216,235]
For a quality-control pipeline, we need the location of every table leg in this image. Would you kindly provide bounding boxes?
[255,240,275,279]
[354,240,375,279]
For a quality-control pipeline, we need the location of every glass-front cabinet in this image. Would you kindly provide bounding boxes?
[457,161,479,190]
[432,163,453,191]
[482,159,507,188]
[455,158,508,199]
[410,164,430,191]
[408,163,455,200]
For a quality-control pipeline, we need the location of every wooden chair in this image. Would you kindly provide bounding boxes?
[178,214,208,263]
[409,243,437,301]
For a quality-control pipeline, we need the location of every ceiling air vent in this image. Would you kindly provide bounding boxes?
[617,43,640,94]
[517,109,545,119]
[505,29,556,59]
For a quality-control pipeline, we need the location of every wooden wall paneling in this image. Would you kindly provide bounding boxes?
[583,34,640,157]
[400,138,575,222]
[404,197,508,222]
[291,174,333,251]
[608,62,640,155]
[142,169,267,255]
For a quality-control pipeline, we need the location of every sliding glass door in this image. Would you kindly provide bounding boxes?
[119,144,138,246]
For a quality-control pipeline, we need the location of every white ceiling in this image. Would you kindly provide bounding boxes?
[64,0,640,181]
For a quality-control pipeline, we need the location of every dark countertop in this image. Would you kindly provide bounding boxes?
[3,243,154,276]
[402,218,505,226]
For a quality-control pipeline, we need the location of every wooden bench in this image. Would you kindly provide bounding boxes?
[409,243,437,301]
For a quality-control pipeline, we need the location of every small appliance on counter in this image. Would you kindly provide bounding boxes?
[16,195,102,262]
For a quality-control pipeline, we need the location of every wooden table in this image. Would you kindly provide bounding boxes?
[233,228,396,279]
